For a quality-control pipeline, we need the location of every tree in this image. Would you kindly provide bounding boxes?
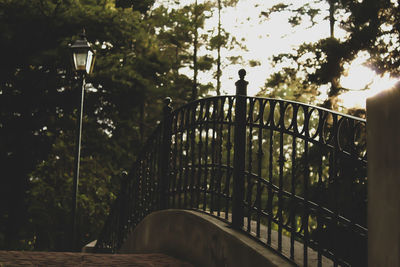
[208,0,239,95]
[116,0,155,13]
[260,0,400,111]
[0,0,169,250]
[257,67,319,104]
[189,0,215,100]
[149,2,214,102]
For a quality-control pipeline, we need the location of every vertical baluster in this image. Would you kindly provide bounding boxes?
[278,102,285,252]
[137,160,142,219]
[146,155,151,215]
[149,140,155,211]
[128,169,134,230]
[149,152,153,211]
[178,111,185,208]
[256,99,264,238]
[316,110,325,267]
[267,101,274,246]
[210,99,217,214]
[150,138,156,210]
[121,171,131,247]
[145,154,151,214]
[139,159,145,218]
[131,166,138,226]
[203,102,210,211]
[190,103,197,209]
[184,108,190,208]
[232,69,248,229]
[290,105,297,261]
[160,98,172,210]
[155,132,162,208]
[142,158,146,216]
[117,172,128,250]
[331,114,339,267]
[216,97,224,217]
[303,107,310,267]
[225,97,234,221]
[246,100,254,233]
[143,155,148,214]
[171,109,179,208]
[197,101,204,209]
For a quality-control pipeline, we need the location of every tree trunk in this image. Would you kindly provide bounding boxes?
[216,0,222,96]
[329,0,335,38]
[192,0,199,101]
[325,0,339,110]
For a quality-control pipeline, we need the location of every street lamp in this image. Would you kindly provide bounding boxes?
[69,29,95,250]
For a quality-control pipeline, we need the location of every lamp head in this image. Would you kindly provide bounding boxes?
[70,29,95,75]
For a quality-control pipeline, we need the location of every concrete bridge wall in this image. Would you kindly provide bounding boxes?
[119,209,294,267]
[367,85,400,266]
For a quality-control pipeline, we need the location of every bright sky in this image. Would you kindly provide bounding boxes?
[157,0,399,109]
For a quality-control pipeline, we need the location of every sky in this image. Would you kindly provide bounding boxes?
[156,0,399,109]
[200,0,331,96]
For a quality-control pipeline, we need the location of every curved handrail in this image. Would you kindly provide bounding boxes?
[95,94,367,266]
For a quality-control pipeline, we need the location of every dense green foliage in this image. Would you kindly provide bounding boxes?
[0,0,239,250]
[0,0,158,250]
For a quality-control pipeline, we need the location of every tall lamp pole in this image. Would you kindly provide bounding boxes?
[69,29,95,250]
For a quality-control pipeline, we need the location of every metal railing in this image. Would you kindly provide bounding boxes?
[96,70,367,266]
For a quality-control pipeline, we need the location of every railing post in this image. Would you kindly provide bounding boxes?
[159,97,173,210]
[232,69,248,229]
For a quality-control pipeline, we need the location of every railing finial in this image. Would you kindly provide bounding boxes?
[235,69,248,96]
[238,69,246,80]
[163,97,172,114]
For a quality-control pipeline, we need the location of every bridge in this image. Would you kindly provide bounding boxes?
[92,70,368,266]
[91,69,400,266]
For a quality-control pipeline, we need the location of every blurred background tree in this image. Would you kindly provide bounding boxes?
[0,0,217,250]
[259,0,400,113]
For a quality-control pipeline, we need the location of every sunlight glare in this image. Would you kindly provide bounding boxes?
[340,52,399,108]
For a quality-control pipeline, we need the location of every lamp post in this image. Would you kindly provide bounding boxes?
[70,29,95,250]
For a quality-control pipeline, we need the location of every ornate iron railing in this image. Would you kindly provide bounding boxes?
[96,70,367,266]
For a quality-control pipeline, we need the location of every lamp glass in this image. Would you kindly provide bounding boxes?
[73,51,88,71]
[86,50,94,74]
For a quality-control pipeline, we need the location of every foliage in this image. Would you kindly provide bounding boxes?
[260,0,400,110]
[148,1,215,101]
[116,0,155,13]
[208,0,239,95]
[0,0,203,250]
[0,0,253,250]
